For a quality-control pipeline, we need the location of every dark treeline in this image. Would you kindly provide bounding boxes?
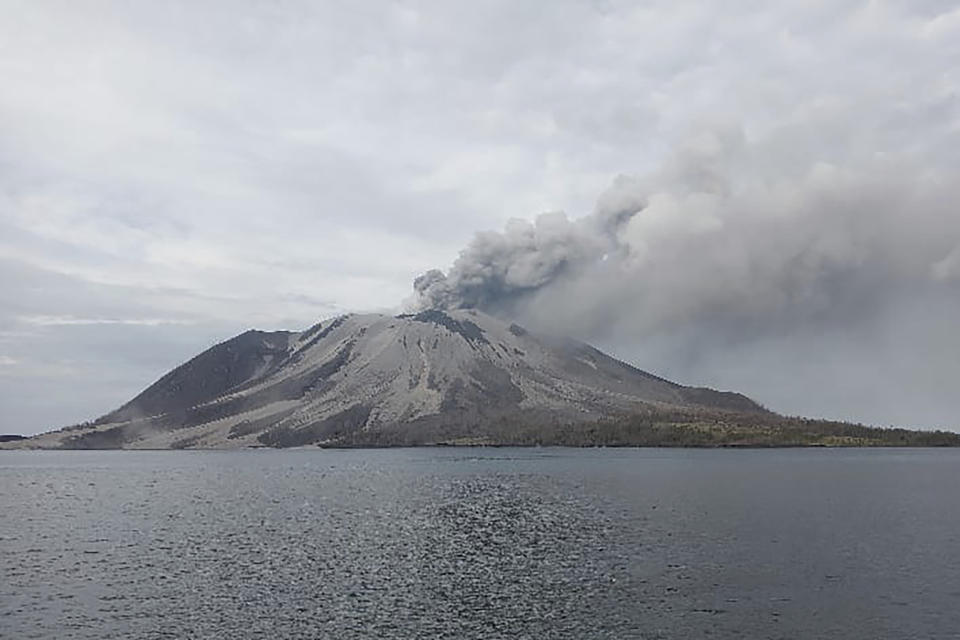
[315,407,960,448]
[43,405,960,450]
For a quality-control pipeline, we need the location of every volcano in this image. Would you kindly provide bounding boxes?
[16,309,770,449]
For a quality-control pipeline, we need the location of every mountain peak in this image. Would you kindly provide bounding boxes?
[18,311,764,449]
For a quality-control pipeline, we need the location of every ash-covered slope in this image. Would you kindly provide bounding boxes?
[22,310,763,449]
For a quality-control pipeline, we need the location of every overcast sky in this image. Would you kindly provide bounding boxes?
[2,0,959,435]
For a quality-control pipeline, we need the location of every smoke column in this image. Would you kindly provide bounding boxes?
[413,126,960,429]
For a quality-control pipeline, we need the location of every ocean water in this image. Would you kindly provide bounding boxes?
[1,447,959,639]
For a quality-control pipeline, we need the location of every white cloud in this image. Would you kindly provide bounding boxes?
[17,315,196,327]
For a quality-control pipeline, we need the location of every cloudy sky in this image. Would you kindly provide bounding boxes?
[2,0,958,435]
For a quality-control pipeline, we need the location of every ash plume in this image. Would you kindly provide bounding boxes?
[412,208,635,313]
[413,126,960,428]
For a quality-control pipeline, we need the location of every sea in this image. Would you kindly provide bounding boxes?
[2,447,959,639]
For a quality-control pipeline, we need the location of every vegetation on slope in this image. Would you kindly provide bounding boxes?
[316,407,960,448]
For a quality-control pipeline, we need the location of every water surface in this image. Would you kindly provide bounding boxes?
[2,448,959,639]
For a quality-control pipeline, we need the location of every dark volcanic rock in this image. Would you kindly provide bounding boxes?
[101,330,293,425]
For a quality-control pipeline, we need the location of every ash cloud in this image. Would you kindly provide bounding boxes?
[414,126,960,428]
[412,209,629,313]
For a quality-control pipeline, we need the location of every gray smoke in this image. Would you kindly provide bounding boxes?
[413,126,960,428]
[413,208,633,313]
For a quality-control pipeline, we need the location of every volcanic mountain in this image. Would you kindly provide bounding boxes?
[17,309,769,449]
